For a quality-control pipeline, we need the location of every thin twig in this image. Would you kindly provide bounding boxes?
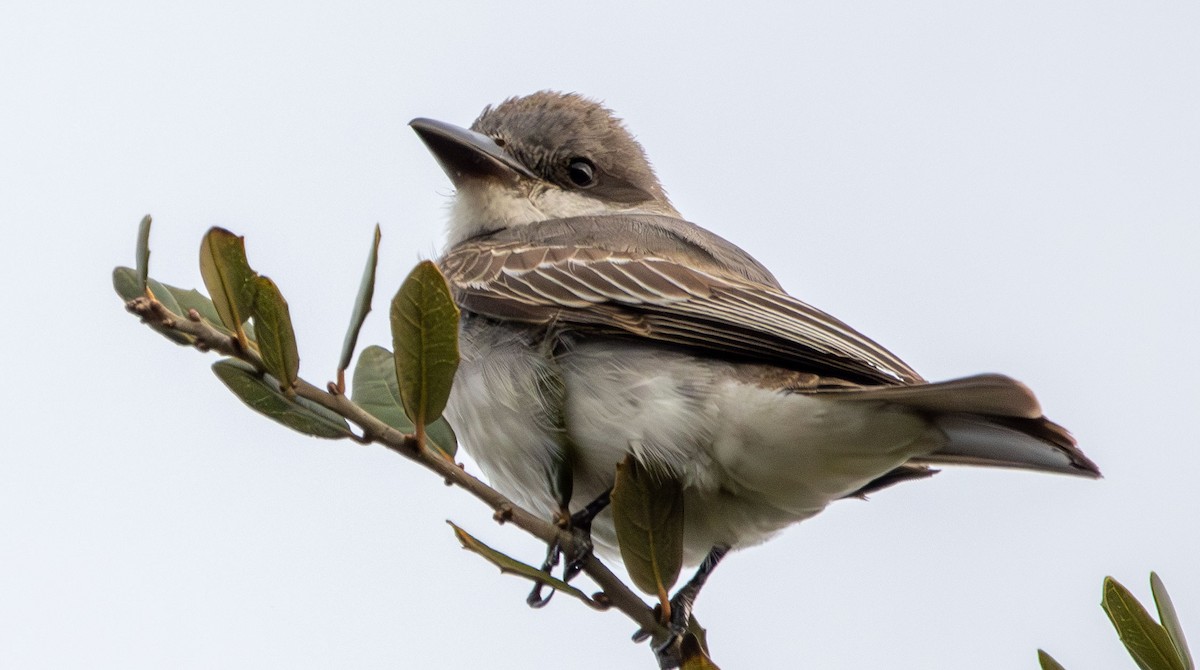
[125,294,668,641]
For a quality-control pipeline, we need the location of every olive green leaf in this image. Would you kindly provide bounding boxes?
[144,277,186,317]
[199,227,258,347]
[212,359,350,439]
[686,615,710,657]
[350,345,456,456]
[113,267,192,346]
[680,631,721,670]
[1103,576,1187,670]
[115,265,257,343]
[338,224,381,383]
[611,456,684,606]
[135,214,152,294]
[448,521,593,604]
[390,260,459,444]
[112,266,141,302]
[169,281,256,341]
[1151,573,1194,670]
[168,283,223,330]
[145,278,194,345]
[1037,649,1068,670]
[251,276,299,394]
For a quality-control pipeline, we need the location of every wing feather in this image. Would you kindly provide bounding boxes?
[440,220,922,385]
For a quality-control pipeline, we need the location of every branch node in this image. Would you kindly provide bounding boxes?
[229,336,248,357]
[493,503,514,524]
[591,592,612,610]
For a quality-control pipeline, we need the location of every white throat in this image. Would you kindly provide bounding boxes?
[446,180,678,247]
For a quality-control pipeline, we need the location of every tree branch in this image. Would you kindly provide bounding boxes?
[124,294,669,642]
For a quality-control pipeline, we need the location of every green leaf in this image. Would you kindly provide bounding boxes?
[135,214,152,294]
[1103,576,1187,670]
[686,615,710,657]
[251,276,300,394]
[338,224,381,376]
[113,266,140,301]
[199,227,258,344]
[212,359,351,439]
[145,277,185,317]
[390,260,459,440]
[114,266,257,342]
[611,456,684,601]
[113,267,192,346]
[166,284,223,330]
[1038,649,1068,670]
[350,345,456,456]
[448,521,593,604]
[1151,572,1194,670]
[164,282,256,341]
[681,632,721,670]
[146,278,194,345]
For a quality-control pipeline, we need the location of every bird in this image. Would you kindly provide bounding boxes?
[409,90,1099,612]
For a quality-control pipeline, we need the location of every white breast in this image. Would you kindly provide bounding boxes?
[449,327,942,566]
[443,318,567,520]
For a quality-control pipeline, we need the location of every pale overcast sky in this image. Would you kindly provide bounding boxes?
[2,2,1197,668]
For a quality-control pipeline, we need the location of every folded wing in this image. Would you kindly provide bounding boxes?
[440,216,922,386]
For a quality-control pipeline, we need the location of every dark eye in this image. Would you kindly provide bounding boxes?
[567,158,596,188]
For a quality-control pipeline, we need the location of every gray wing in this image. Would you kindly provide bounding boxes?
[440,216,923,386]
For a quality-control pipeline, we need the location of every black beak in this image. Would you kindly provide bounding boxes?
[409,117,536,185]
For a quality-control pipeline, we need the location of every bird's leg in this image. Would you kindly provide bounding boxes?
[664,544,728,634]
[525,489,612,608]
[525,511,567,609]
[561,488,611,581]
[636,544,730,665]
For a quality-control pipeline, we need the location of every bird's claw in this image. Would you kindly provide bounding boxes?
[634,545,730,668]
[634,599,692,660]
[644,606,710,670]
[526,538,564,608]
[525,490,611,608]
[526,581,556,608]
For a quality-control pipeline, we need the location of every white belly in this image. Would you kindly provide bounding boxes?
[448,323,941,565]
[444,318,567,521]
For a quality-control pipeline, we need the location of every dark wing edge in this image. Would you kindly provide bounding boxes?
[440,240,923,386]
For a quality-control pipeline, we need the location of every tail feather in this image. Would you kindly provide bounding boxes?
[917,414,1100,478]
[821,373,1101,478]
[826,373,1043,418]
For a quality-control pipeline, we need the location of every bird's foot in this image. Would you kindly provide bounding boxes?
[525,539,563,608]
[525,489,612,608]
[634,545,729,668]
[562,489,610,581]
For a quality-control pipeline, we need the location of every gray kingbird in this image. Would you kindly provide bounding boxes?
[410,91,1099,581]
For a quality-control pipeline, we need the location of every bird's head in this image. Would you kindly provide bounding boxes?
[411,91,678,245]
